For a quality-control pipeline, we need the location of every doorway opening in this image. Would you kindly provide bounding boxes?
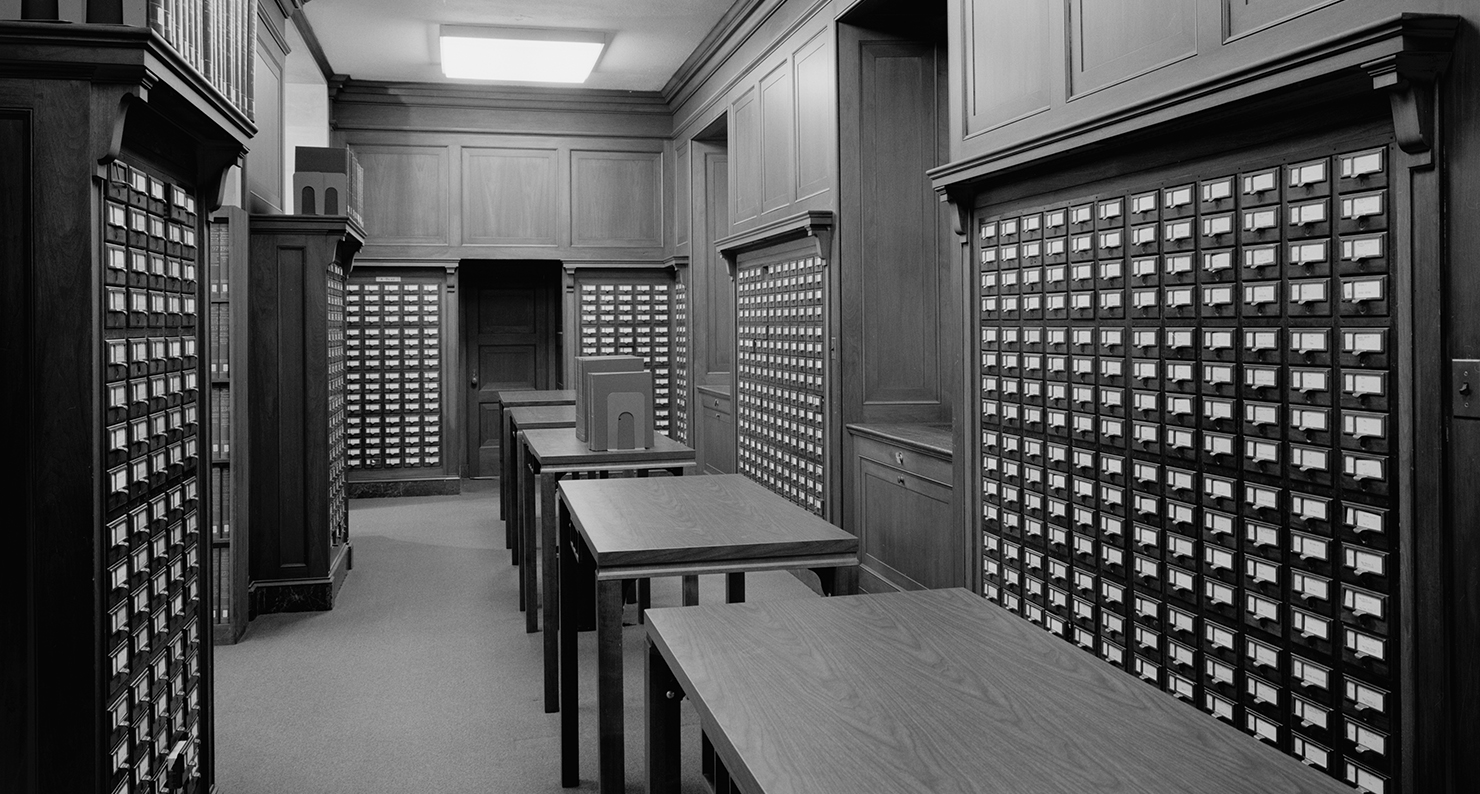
[461,261,564,479]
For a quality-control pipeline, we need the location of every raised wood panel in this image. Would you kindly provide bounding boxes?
[478,288,537,334]
[355,145,450,245]
[702,151,732,376]
[570,150,663,247]
[730,87,761,224]
[675,144,691,247]
[480,345,537,391]
[248,43,283,213]
[1068,0,1198,97]
[794,29,833,200]
[462,147,558,245]
[760,61,795,214]
[858,458,956,590]
[963,0,1053,135]
[1225,0,1342,39]
[861,42,941,406]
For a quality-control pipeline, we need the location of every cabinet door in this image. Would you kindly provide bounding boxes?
[702,406,735,475]
[857,457,957,590]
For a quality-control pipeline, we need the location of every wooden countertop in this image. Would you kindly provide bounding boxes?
[496,389,576,407]
[645,588,1356,794]
[846,422,953,458]
[558,473,856,569]
[506,404,576,429]
[695,383,732,399]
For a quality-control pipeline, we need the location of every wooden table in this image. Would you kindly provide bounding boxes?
[643,588,1358,794]
[520,429,698,703]
[505,405,577,585]
[496,389,575,541]
[557,474,859,791]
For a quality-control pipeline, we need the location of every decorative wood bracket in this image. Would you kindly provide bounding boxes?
[1364,45,1451,165]
[94,89,140,167]
[715,210,834,279]
[941,189,971,238]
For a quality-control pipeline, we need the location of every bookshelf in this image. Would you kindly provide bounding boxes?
[207,206,249,644]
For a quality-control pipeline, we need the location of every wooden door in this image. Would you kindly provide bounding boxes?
[464,266,560,477]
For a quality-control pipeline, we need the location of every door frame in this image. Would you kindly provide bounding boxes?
[460,260,564,478]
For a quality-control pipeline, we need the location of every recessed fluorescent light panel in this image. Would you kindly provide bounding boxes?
[439,25,608,83]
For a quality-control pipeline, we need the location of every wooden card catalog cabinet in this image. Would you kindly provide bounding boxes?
[246,215,364,614]
[343,274,446,474]
[719,211,835,518]
[571,269,676,435]
[976,138,1407,793]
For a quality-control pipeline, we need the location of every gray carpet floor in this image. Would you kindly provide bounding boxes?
[214,478,818,793]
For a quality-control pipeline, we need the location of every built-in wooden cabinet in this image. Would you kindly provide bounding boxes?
[697,385,734,475]
[847,425,958,593]
[246,215,364,614]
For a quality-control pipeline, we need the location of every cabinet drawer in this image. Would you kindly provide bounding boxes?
[854,435,951,483]
[700,393,731,414]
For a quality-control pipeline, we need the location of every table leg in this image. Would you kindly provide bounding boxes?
[646,639,682,794]
[596,578,626,793]
[637,578,651,624]
[681,575,699,606]
[530,472,557,634]
[715,755,732,792]
[542,474,564,700]
[725,572,745,604]
[812,566,840,597]
[501,408,511,532]
[559,503,580,769]
[515,438,534,568]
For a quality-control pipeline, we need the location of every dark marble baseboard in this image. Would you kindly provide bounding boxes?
[347,477,461,499]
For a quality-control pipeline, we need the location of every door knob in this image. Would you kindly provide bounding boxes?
[471,376,479,389]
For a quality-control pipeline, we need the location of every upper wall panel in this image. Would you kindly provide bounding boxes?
[939,0,1450,183]
[357,144,450,246]
[571,150,665,247]
[673,0,836,238]
[334,82,670,262]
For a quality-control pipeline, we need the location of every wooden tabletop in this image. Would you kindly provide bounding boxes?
[644,588,1356,794]
[521,427,694,468]
[496,389,576,407]
[559,474,856,569]
[506,404,576,429]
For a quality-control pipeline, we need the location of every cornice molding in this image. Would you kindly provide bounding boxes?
[332,79,669,115]
[293,10,335,82]
[715,210,833,278]
[0,21,256,143]
[560,259,675,275]
[660,0,767,103]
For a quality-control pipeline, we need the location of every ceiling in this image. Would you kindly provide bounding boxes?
[300,0,738,93]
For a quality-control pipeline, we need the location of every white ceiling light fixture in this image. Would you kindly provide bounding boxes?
[438,25,609,83]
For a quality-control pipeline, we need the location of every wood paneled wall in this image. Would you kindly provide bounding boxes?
[333,81,671,264]
[940,0,1455,177]
[671,0,836,237]
[1434,4,1480,791]
[839,29,955,424]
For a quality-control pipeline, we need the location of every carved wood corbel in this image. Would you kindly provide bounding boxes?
[1364,48,1451,165]
[715,210,834,280]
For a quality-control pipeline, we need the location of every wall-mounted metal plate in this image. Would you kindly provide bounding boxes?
[1452,359,1480,418]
